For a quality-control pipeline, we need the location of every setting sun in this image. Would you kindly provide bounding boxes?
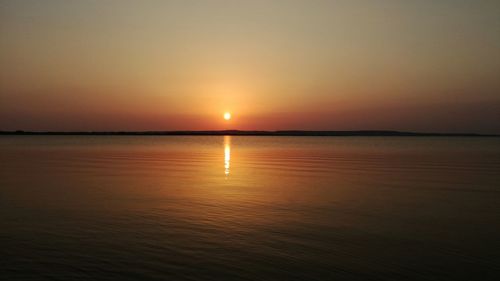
[1,1,498,280]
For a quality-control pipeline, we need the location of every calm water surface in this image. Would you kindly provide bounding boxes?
[1,136,499,280]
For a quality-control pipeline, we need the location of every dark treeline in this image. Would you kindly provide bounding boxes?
[0,130,496,137]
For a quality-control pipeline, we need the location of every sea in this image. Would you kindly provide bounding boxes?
[1,136,499,280]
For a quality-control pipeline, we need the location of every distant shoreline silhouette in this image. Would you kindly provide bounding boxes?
[0,130,497,137]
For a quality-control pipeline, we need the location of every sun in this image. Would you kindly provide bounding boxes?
[223,112,231,120]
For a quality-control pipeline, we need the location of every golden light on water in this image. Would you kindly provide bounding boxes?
[224,136,231,176]
[223,112,231,121]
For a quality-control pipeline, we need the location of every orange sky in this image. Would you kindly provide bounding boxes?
[1,1,499,133]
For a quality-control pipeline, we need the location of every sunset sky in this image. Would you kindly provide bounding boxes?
[1,0,499,133]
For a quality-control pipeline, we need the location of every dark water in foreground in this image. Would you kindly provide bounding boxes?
[1,136,499,280]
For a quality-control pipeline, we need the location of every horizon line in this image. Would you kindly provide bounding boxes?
[1,130,498,137]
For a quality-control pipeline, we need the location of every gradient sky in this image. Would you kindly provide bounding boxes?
[1,0,499,132]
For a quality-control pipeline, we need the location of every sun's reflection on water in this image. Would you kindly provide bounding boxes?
[224,136,231,176]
